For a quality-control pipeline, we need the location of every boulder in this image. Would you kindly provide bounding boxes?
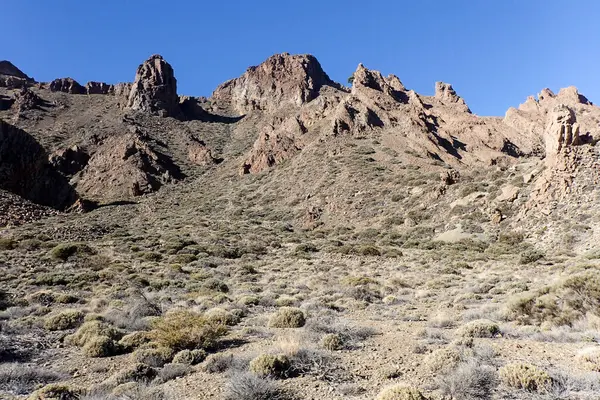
[544,104,580,161]
[188,141,218,166]
[126,55,180,117]
[49,78,86,94]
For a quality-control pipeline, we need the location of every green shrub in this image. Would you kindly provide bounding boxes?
[249,354,290,378]
[505,272,600,326]
[28,383,81,400]
[0,238,16,250]
[132,347,173,367]
[499,363,551,392]
[457,320,500,338]
[44,310,84,331]
[321,333,344,350]
[172,349,207,365]
[50,243,95,260]
[118,331,152,352]
[65,320,123,357]
[268,307,306,328]
[519,250,544,264]
[376,385,430,400]
[205,307,241,326]
[150,310,227,351]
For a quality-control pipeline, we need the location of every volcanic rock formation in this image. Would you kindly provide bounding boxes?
[212,53,336,114]
[126,55,180,117]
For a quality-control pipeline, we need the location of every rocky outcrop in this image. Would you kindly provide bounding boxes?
[0,61,33,88]
[0,120,77,209]
[241,116,306,174]
[126,55,180,117]
[86,81,112,95]
[544,105,581,161]
[434,82,471,113]
[49,78,86,94]
[212,53,335,114]
[49,145,90,176]
[76,134,183,201]
[188,141,218,166]
[12,87,42,112]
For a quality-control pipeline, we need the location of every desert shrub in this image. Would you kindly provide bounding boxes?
[576,347,600,371]
[519,249,544,264]
[118,331,152,352]
[268,307,306,328]
[425,346,463,374]
[293,243,319,255]
[172,349,206,365]
[238,295,260,306]
[44,310,84,331]
[498,231,525,245]
[249,354,291,378]
[132,347,173,367]
[499,363,552,392]
[505,272,600,326]
[437,360,497,400]
[153,363,191,383]
[0,238,16,250]
[0,364,65,395]
[50,243,95,260]
[171,253,197,264]
[150,310,227,351]
[65,320,123,357]
[321,333,344,351]
[225,372,286,400]
[457,320,500,338]
[28,383,81,400]
[358,245,381,256]
[202,278,229,293]
[376,385,429,400]
[140,252,162,262]
[109,363,157,385]
[202,353,241,374]
[205,307,241,326]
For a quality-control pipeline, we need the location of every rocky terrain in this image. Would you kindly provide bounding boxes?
[0,53,599,400]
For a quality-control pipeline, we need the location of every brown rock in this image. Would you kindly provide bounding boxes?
[77,134,183,201]
[544,104,581,163]
[12,87,42,112]
[435,82,471,113]
[49,145,90,176]
[126,55,180,117]
[86,81,113,95]
[212,53,335,114]
[49,78,86,94]
[188,141,218,166]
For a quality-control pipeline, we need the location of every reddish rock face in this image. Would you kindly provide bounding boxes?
[212,53,336,114]
[126,55,180,117]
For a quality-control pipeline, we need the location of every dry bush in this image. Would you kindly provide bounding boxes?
[576,347,600,372]
[0,363,65,395]
[320,333,344,350]
[132,347,173,367]
[249,354,291,378]
[499,363,552,393]
[376,385,429,400]
[65,320,123,357]
[225,372,286,400]
[437,360,497,400]
[204,307,241,326]
[457,319,500,338]
[28,383,81,400]
[153,363,191,383]
[150,310,227,351]
[44,310,84,331]
[50,242,95,260]
[172,349,206,365]
[268,307,305,328]
[118,331,152,352]
[505,272,600,326]
[424,346,463,374]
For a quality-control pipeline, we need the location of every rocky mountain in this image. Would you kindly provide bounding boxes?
[0,52,598,250]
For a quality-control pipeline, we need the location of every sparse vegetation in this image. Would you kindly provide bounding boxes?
[268,307,306,328]
[499,363,552,393]
[150,311,227,351]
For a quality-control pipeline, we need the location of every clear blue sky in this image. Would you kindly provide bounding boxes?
[4,1,599,116]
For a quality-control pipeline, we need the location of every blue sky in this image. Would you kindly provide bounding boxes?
[4,1,599,115]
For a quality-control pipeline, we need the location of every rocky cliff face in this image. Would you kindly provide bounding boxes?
[212,53,337,114]
[0,120,77,209]
[126,55,180,117]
